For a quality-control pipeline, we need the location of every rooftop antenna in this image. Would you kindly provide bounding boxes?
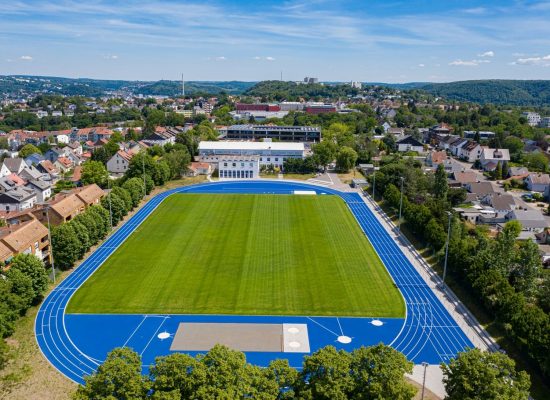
[280,70,283,81]
[181,73,185,97]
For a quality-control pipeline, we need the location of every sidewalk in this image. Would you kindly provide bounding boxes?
[355,189,499,398]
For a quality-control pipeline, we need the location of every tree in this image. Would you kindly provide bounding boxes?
[523,152,549,172]
[350,344,416,400]
[265,359,298,399]
[122,177,145,208]
[9,253,48,303]
[425,218,446,250]
[4,268,34,311]
[80,161,108,187]
[335,146,358,172]
[313,141,337,170]
[87,205,111,238]
[101,192,127,226]
[434,163,449,200]
[126,152,156,180]
[70,220,90,259]
[18,143,41,158]
[111,186,133,212]
[164,149,191,178]
[510,239,542,298]
[442,348,530,400]
[51,224,81,270]
[296,346,353,400]
[74,347,149,400]
[149,353,202,398]
[152,160,171,186]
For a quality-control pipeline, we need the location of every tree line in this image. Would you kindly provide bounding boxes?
[74,344,530,400]
[370,156,550,385]
[0,254,50,369]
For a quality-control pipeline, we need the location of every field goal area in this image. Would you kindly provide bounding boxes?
[170,322,310,353]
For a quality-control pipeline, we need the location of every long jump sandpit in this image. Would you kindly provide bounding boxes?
[170,322,310,353]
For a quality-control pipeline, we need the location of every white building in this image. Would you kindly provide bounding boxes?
[198,141,305,169]
[106,150,133,175]
[522,112,541,127]
[218,155,259,180]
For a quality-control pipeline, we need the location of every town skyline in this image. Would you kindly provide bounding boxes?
[1,0,550,82]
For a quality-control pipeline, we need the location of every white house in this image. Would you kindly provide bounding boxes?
[522,112,541,127]
[480,148,510,171]
[525,173,550,192]
[107,150,134,175]
[458,140,483,162]
[396,136,424,153]
[218,155,260,179]
[0,187,37,212]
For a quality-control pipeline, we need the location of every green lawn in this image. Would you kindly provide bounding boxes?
[67,194,404,317]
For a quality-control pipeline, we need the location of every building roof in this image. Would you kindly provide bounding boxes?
[49,194,85,218]
[508,210,548,229]
[115,150,134,162]
[429,151,447,164]
[0,218,48,253]
[73,184,104,205]
[56,156,72,168]
[453,171,478,184]
[396,135,423,146]
[199,141,305,152]
[526,173,550,185]
[3,158,26,173]
[219,155,260,162]
[481,148,510,161]
[189,162,211,170]
[228,124,320,132]
[467,182,495,196]
[486,194,519,211]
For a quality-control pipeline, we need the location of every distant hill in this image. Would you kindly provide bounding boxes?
[137,80,255,96]
[417,80,550,106]
[0,75,256,97]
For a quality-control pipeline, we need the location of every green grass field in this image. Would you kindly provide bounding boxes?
[67,194,404,317]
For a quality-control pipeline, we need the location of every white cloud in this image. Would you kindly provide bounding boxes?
[418,63,425,67]
[449,59,490,66]
[20,55,33,60]
[512,54,550,66]
[253,56,261,60]
[478,51,494,57]
[214,56,226,61]
[265,56,275,61]
[103,54,118,59]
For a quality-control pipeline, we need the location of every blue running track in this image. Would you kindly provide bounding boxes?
[35,181,473,384]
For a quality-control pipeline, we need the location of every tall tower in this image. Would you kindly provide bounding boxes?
[181,74,185,97]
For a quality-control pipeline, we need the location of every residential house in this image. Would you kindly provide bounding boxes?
[466,182,496,198]
[458,140,483,162]
[396,136,424,153]
[482,193,521,214]
[1,158,28,177]
[508,167,529,178]
[0,217,50,263]
[54,156,73,173]
[525,173,550,192]
[426,151,447,167]
[505,209,547,238]
[480,148,510,171]
[452,171,479,186]
[36,160,60,180]
[24,153,45,166]
[107,150,134,175]
[188,162,213,176]
[66,141,83,156]
[448,137,469,157]
[0,187,37,212]
[44,147,65,163]
[32,184,105,225]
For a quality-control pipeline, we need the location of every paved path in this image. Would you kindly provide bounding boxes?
[356,189,499,398]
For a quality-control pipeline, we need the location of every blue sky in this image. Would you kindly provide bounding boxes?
[1,0,550,82]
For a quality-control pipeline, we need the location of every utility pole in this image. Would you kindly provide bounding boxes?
[45,206,55,284]
[398,176,405,232]
[372,169,376,200]
[443,211,452,282]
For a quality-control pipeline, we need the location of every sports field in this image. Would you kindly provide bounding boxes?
[67,194,404,317]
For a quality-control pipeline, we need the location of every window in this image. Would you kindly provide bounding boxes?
[223,163,227,167]
[232,163,236,167]
[275,158,278,161]
[241,163,244,167]
[35,242,39,249]
[249,163,253,167]
[267,158,271,162]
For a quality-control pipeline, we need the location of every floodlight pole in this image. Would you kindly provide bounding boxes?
[142,152,146,198]
[443,211,452,283]
[421,362,429,400]
[398,176,404,233]
[107,177,113,230]
[45,206,55,284]
[372,170,376,200]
